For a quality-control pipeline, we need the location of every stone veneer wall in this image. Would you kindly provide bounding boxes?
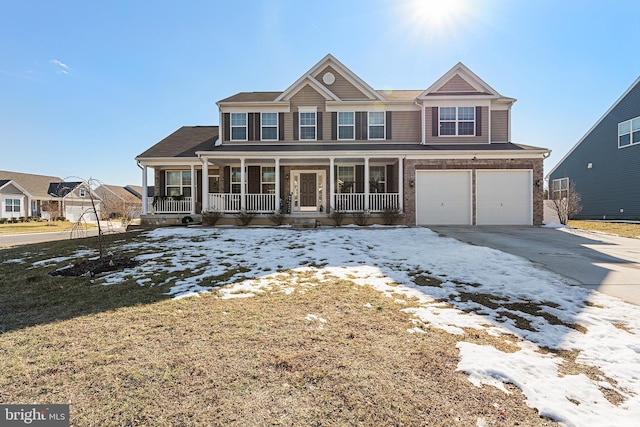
[403,158,545,226]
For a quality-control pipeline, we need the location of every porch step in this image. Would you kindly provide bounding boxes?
[291,217,317,229]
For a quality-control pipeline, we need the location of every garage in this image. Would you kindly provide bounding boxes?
[415,170,472,225]
[476,170,532,225]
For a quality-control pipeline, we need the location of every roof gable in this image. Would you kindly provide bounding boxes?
[275,54,383,102]
[419,62,500,98]
[0,170,64,199]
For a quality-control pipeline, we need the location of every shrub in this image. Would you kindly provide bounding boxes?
[0,218,8,224]
[328,208,345,226]
[202,211,222,226]
[381,206,402,225]
[235,210,256,227]
[353,211,370,226]
[269,210,287,226]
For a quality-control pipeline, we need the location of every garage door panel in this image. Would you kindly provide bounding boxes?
[477,170,532,225]
[416,170,472,225]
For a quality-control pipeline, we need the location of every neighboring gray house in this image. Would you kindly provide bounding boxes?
[547,77,640,220]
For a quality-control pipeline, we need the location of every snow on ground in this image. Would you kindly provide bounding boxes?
[37,226,640,426]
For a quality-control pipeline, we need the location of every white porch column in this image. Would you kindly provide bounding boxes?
[190,164,196,214]
[364,157,370,211]
[398,157,404,212]
[329,157,335,212]
[202,157,209,212]
[275,158,280,211]
[240,158,246,210]
[141,166,148,214]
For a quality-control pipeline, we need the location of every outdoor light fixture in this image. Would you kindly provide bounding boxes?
[409,180,415,187]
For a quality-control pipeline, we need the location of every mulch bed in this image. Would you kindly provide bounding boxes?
[49,254,138,277]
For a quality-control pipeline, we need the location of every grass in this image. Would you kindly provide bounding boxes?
[0,221,97,235]
[568,220,640,239]
[0,232,558,426]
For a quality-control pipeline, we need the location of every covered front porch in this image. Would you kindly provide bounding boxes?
[140,154,405,217]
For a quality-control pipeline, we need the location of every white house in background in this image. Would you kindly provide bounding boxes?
[0,170,102,221]
[136,54,549,226]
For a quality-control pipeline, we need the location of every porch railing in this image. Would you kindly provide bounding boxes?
[208,193,277,213]
[246,194,277,213]
[334,193,365,212]
[369,193,400,212]
[148,197,193,213]
[334,193,399,212]
[209,194,241,212]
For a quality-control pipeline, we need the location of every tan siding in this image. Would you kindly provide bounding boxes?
[284,112,294,140]
[425,106,489,144]
[436,74,477,92]
[323,113,332,141]
[491,110,509,142]
[316,65,369,100]
[290,84,327,111]
[391,111,421,142]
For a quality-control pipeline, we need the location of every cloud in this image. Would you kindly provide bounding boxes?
[50,59,70,69]
[50,59,72,76]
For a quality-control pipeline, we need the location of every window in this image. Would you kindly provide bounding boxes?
[551,177,569,200]
[369,166,386,193]
[5,198,20,213]
[299,111,316,140]
[338,112,355,140]
[439,106,475,136]
[337,166,355,193]
[231,113,247,141]
[231,167,242,194]
[618,116,640,148]
[369,112,386,140]
[261,112,278,141]
[166,170,192,197]
[208,175,219,193]
[261,166,276,194]
[79,188,86,197]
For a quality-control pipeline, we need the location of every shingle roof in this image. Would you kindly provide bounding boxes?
[95,185,142,204]
[205,142,547,153]
[376,90,423,101]
[0,170,64,199]
[136,126,219,158]
[47,182,82,198]
[218,92,282,103]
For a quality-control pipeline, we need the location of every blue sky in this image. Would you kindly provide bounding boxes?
[1,0,639,187]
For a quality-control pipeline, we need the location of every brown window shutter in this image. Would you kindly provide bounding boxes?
[355,112,362,140]
[293,112,299,140]
[386,111,392,140]
[248,166,260,193]
[331,112,337,140]
[247,113,254,141]
[475,106,482,136]
[317,112,323,140]
[432,107,438,137]
[254,113,261,140]
[278,113,285,141]
[355,164,364,193]
[223,166,230,193]
[361,112,368,140]
[159,171,166,196]
[223,113,230,141]
[196,170,202,203]
[386,164,395,193]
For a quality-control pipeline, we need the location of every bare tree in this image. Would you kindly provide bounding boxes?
[551,178,582,225]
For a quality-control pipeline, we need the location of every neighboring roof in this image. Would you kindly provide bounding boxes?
[377,90,423,101]
[125,185,154,198]
[47,182,82,198]
[95,184,141,204]
[546,76,640,178]
[136,126,219,158]
[0,179,9,188]
[0,170,64,199]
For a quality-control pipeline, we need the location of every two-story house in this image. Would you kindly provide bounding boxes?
[136,54,549,226]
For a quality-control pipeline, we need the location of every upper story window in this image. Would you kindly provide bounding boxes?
[79,188,87,197]
[439,106,475,136]
[5,198,20,212]
[338,112,355,140]
[231,113,247,141]
[261,113,278,141]
[369,112,386,140]
[166,170,192,197]
[551,177,569,200]
[618,116,640,148]
[299,110,317,140]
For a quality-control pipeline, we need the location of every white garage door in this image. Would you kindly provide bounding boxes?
[476,170,532,225]
[415,170,472,225]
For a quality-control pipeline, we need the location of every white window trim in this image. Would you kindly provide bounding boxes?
[369,165,386,193]
[618,116,640,149]
[337,165,356,194]
[368,111,386,140]
[79,188,87,197]
[438,106,476,137]
[261,112,278,141]
[338,111,355,141]
[261,166,276,194]
[231,112,248,141]
[551,177,569,199]
[4,198,21,213]
[165,170,193,197]
[299,107,317,141]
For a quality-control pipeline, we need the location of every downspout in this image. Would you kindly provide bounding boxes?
[137,160,148,215]
[414,98,425,144]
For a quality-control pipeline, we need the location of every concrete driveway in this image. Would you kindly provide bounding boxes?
[430,226,640,306]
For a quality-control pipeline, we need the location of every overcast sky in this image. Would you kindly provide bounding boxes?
[1,0,638,186]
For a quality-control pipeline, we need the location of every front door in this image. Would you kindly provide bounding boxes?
[300,173,317,208]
